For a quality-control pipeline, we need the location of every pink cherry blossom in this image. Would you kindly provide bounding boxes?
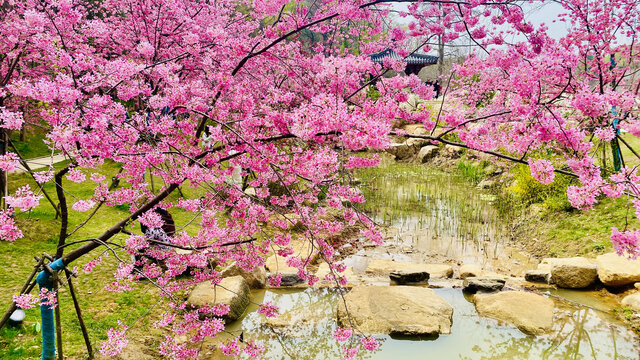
[100,321,129,357]
[361,336,380,351]
[66,168,86,183]
[0,210,23,242]
[5,185,43,212]
[13,294,37,309]
[257,302,280,318]
[0,153,19,172]
[529,159,555,185]
[72,200,96,212]
[333,327,353,341]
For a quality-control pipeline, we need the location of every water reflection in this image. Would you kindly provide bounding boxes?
[214,160,639,359]
[358,159,535,274]
[223,288,639,359]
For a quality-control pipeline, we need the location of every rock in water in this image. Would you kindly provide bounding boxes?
[550,257,597,289]
[622,293,640,312]
[474,291,554,335]
[463,276,506,293]
[525,270,551,284]
[596,253,640,287]
[459,264,482,279]
[265,254,304,287]
[389,271,429,285]
[337,286,453,335]
[366,259,453,279]
[187,276,250,321]
[221,262,267,289]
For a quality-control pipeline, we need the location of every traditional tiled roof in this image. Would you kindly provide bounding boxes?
[370,49,439,65]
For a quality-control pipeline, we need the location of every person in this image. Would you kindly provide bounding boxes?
[133,207,176,274]
[201,125,214,150]
[434,80,440,99]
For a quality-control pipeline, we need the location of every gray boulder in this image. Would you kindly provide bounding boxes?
[476,178,497,190]
[386,142,415,160]
[443,144,463,158]
[459,264,482,279]
[366,259,453,279]
[417,145,439,163]
[621,293,640,312]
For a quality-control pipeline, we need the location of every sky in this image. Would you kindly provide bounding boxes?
[390,0,571,57]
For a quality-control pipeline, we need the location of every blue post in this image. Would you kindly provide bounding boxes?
[36,258,64,360]
[610,55,623,172]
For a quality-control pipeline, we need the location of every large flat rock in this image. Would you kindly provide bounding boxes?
[474,291,554,336]
[596,253,640,287]
[187,276,250,321]
[337,286,453,335]
[366,259,453,279]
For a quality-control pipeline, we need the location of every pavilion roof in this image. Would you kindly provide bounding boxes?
[370,49,439,65]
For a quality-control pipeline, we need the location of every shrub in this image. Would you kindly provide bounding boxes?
[507,164,575,211]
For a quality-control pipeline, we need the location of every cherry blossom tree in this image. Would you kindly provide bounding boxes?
[0,0,639,359]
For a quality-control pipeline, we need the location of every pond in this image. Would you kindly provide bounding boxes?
[222,288,639,359]
[216,158,640,359]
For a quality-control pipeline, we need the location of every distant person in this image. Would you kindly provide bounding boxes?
[201,125,214,150]
[434,81,441,99]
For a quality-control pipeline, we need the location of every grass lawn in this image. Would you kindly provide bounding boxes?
[9,125,54,159]
[521,195,640,258]
[0,160,208,359]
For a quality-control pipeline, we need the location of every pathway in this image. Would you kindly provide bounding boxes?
[9,154,68,174]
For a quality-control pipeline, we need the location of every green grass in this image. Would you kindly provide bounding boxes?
[0,160,212,359]
[526,195,640,257]
[9,126,53,159]
[456,159,488,184]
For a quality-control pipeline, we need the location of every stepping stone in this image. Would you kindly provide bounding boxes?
[337,286,453,335]
[525,270,551,284]
[463,276,506,293]
[550,257,597,289]
[474,291,554,336]
[389,271,429,285]
[366,259,453,278]
[621,293,640,312]
[221,262,267,289]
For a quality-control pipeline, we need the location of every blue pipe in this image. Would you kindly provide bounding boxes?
[36,259,64,360]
